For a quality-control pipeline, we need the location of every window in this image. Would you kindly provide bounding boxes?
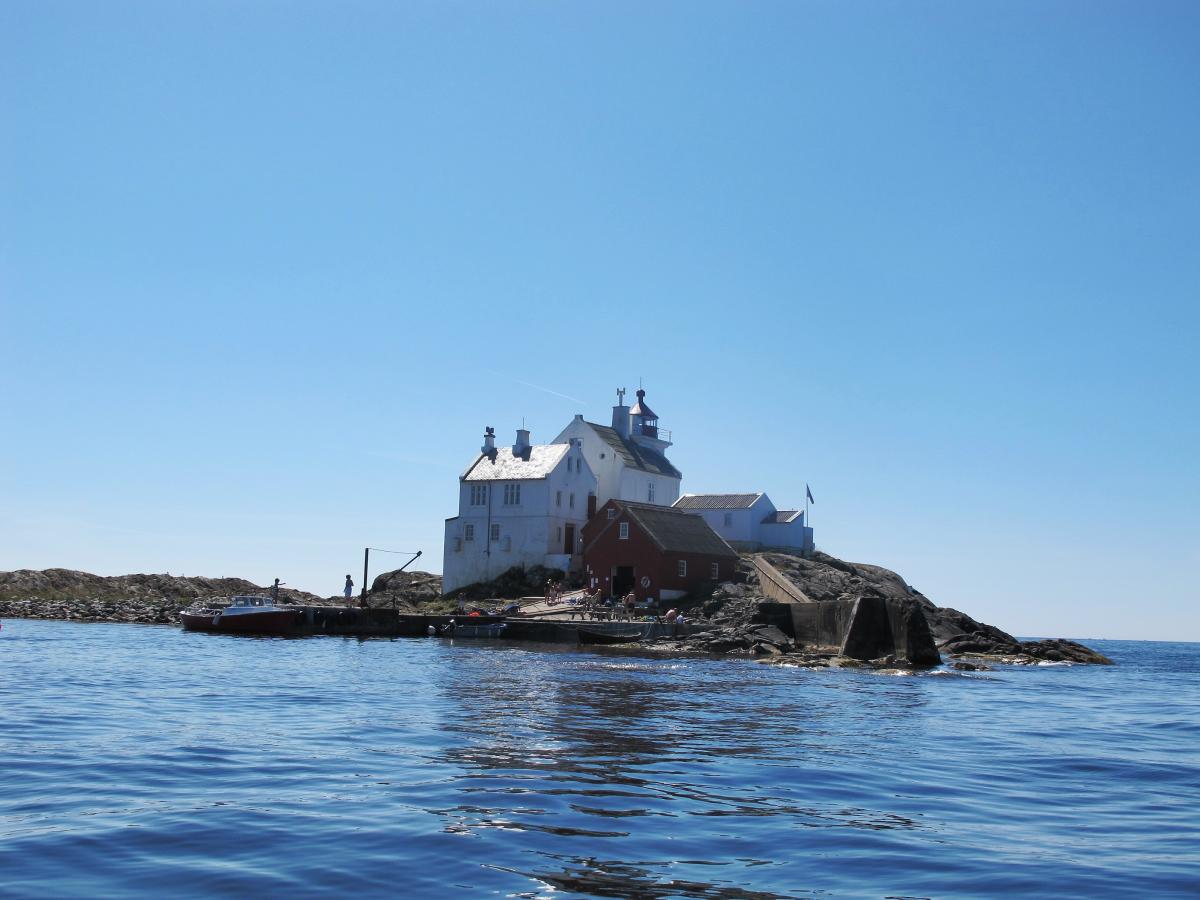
[556,526,562,543]
[490,524,500,542]
[607,507,617,519]
[648,482,656,502]
[556,490,562,507]
[678,560,687,577]
[503,483,521,505]
[569,493,575,509]
[723,512,733,527]
[619,522,629,540]
[711,562,719,579]
[464,524,475,542]
[470,484,487,506]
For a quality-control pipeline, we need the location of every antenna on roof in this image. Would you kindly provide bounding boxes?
[617,387,626,405]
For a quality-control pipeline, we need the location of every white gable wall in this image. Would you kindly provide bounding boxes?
[442,442,596,594]
[555,417,623,506]
[556,416,680,509]
[618,466,681,507]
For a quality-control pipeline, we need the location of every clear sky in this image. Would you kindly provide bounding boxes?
[2,1,1197,640]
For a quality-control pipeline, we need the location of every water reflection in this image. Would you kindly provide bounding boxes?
[421,641,935,895]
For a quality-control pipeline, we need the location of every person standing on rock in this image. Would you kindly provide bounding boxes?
[344,575,354,603]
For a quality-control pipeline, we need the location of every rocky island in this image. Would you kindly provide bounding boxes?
[0,550,1111,668]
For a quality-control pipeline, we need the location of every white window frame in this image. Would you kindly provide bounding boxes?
[464,524,475,542]
[710,562,719,579]
[607,507,617,519]
[503,483,521,505]
[678,559,687,577]
[490,524,501,542]
[556,490,562,507]
[470,484,487,506]
[618,522,629,540]
[723,512,733,527]
[648,482,656,503]
[569,493,575,509]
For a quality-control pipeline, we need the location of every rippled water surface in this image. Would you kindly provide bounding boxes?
[1,621,1197,898]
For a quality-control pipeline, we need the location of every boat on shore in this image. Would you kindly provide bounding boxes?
[180,595,298,635]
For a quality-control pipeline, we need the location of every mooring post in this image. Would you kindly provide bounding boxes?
[361,547,369,608]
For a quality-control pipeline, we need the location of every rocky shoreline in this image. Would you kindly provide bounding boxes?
[640,553,1112,668]
[0,552,1112,669]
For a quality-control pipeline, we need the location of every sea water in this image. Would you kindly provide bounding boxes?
[0,620,1196,898]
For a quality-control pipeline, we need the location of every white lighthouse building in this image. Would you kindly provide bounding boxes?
[554,387,682,509]
[441,385,683,596]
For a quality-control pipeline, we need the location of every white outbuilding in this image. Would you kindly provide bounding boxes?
[441,427,598,594]
[671,492,814,553]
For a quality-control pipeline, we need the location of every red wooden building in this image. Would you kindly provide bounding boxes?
[582,499,740,603]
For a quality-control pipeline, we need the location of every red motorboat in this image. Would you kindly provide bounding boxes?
[180,595,298,635]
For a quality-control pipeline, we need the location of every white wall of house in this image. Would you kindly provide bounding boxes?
[442,441,596,594]
[555,416,623,506]
[681,494,774,549]
[617,466,681,507]
[556,415,680,509]
[675,494,814,553]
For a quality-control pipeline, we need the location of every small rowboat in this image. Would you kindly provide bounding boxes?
[576,627,644,646]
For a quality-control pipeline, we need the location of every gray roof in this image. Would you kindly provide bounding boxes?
[593,501,738,558]
[463,444,569,481]
[762,510,803,524]
[586,422,681,479]
[673,493,763,510]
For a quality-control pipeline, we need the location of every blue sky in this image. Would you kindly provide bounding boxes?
[2,1,1196,640]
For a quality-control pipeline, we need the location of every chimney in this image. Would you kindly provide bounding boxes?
[513,427,531,458]
[481,426,496,456]
[611,387,630,439]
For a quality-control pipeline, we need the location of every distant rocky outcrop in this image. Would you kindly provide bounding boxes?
[666,552,1112,667]
[0,569,325,625]
[365,570,443,609]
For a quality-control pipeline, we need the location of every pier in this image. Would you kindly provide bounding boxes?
[292,604,691,644]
